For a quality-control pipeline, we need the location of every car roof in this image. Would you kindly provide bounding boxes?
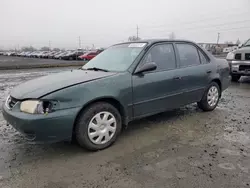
[115,39,196,46]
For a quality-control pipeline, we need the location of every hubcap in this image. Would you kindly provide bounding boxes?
[88,111,117,145]
[207,86,219,107]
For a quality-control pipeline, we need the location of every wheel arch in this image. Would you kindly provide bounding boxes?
[72,97,127,134]
[211,78,222,97]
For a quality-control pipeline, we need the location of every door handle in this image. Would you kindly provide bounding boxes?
[206,70,212,74]
[173,76,181,80]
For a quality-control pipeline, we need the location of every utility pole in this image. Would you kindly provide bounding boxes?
[136,25,139,40]
[78,36,81,49]
[216,33,220,44]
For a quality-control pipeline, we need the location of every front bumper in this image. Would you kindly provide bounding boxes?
[228,60,250,76]
[2,104,80,142]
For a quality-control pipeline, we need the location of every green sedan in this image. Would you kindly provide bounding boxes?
[2,39,230,151]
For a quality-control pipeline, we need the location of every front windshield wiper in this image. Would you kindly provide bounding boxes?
[83,67,109,72]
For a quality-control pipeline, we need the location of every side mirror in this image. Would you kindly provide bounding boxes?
[238,43,243,48]
[134,62,157,74]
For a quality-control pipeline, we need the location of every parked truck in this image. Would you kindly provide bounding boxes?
[226,39,250,81]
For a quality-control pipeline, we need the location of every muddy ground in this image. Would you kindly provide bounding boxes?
[0,68,249,188]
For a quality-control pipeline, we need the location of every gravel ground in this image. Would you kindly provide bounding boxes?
[0,68,249,188]
[0,56,85,69]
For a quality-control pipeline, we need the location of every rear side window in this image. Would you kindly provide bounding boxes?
[198,50,209,64]
[176,43,200,67]
[141,43,176,71]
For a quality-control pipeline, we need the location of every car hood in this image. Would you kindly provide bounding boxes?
[234,46,250,53]
[11,69,117,99]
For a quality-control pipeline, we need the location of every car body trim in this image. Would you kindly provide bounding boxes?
[133,86,205,106]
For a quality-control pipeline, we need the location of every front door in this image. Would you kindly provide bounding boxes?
[132,43,182,118]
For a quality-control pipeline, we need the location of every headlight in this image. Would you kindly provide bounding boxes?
[226,52,235,60]
[232,64,239,68]
[20,100,53,114]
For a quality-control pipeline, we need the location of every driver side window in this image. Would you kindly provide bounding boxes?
[140,43,176,71]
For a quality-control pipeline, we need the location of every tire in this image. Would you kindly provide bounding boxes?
[197,82,220,111]
[231,75,241,82]
[75,102,122,151]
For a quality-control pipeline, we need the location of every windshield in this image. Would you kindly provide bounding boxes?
[244,39,250,46]
[82,43,146,71]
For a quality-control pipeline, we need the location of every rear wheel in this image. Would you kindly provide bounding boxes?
[198,82,220,111]
[231,75,241,82]
[75,102,122,151]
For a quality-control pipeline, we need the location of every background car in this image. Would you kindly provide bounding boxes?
[47,51,58,59]
[78,50,103,61]
[61,51,84,60]
[17,52,25,57]
[54,51,68,59]
[36,51,47,58]
[6,52,17,56]
[30,51,40,58]
[39,51,50,58]
[49,51,61,59]
[23,52,33,57]
[26,51,37,58]
[226,38,250,82]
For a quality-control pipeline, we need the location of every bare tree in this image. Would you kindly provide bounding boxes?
[40,46,50,51]
[236,38,241,45]
[21,46,36,52]
[169,32,176,40]
[53,48,60,51]
[128,36,141,42]
[225,41,233,44]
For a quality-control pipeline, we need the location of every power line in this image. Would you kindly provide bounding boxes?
[141,19,250,35]
[216,26,250,32]
[141,26,250,39]
[140,11,250,30]
[114,10,250,33]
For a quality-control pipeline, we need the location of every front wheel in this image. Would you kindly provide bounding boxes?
[231,75,241,82]
[197,82,220,111]
[75,102,122,151]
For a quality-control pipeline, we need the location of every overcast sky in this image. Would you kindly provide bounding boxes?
[1,0,250,50]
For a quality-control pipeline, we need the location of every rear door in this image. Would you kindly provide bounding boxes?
[132,43,183,118]
[174,42,212,104]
